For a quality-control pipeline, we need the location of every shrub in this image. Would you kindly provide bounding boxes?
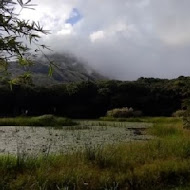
[172,110,186,117]
[133,110,143,117]
[180,109,190,129]
[30,115,77,126]
[34,114,56,125]
[183,113,190,129]
[106,107,142,118]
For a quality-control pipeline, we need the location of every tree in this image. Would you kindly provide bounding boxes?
[0,0,49,85]
[0,0,48,59]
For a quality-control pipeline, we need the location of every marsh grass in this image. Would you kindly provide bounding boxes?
[100,116,182,124]
[1,117,190,190]
[77,120,150,129]
[0,115,76,127]
[148,122,183,138]
[100,116,144,122]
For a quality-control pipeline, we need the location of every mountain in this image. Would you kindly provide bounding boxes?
[8,53,106,86]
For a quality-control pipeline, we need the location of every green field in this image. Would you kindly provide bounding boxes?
[1,117,190,190]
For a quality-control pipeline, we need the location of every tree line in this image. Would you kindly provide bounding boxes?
[0,76,189,118]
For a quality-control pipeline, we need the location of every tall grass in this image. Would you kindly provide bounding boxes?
[0,115,76,126]
[1,117,190,189]
[148,118,183,138]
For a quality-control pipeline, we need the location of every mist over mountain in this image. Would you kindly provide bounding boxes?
[8,53,107,86]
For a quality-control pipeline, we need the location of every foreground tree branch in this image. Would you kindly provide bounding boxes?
[0,0,50,86]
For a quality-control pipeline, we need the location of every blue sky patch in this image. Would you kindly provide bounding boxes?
[66,8,82,25]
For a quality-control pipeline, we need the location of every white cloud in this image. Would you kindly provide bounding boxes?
[149,0,190,46]
[17,0,190,80]
[57,24,73,36]
[90,31,105,42]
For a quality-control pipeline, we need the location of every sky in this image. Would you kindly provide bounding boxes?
[18,0,190,80]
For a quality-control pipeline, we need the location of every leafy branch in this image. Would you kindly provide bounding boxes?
[0,0,51,86]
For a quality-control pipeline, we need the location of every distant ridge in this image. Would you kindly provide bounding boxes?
[8,53,107,86]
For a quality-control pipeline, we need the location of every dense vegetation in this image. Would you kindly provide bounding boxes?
[0,76,189,118]
[1,117,190,190]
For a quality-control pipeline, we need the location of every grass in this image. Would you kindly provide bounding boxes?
[100,116,144,122]
[0,114,77,126]
[100,116,182,123]
[1,117,190,189]
[76,119,151,129]
[147,117,183,137]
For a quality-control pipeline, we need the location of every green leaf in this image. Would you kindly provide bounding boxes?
[8,79,17,90]
[18,56,33,66]
[48,64,53,77]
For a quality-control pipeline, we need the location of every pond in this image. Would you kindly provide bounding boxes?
[0,121,153,155]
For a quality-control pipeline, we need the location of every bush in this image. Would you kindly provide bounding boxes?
[183,113,190,129]
[179,108,190,129]
[106,107,142,118]
[30,115,77,126]
[34,114,56,125]
[172,110,186,117]
[133,110,143,117]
